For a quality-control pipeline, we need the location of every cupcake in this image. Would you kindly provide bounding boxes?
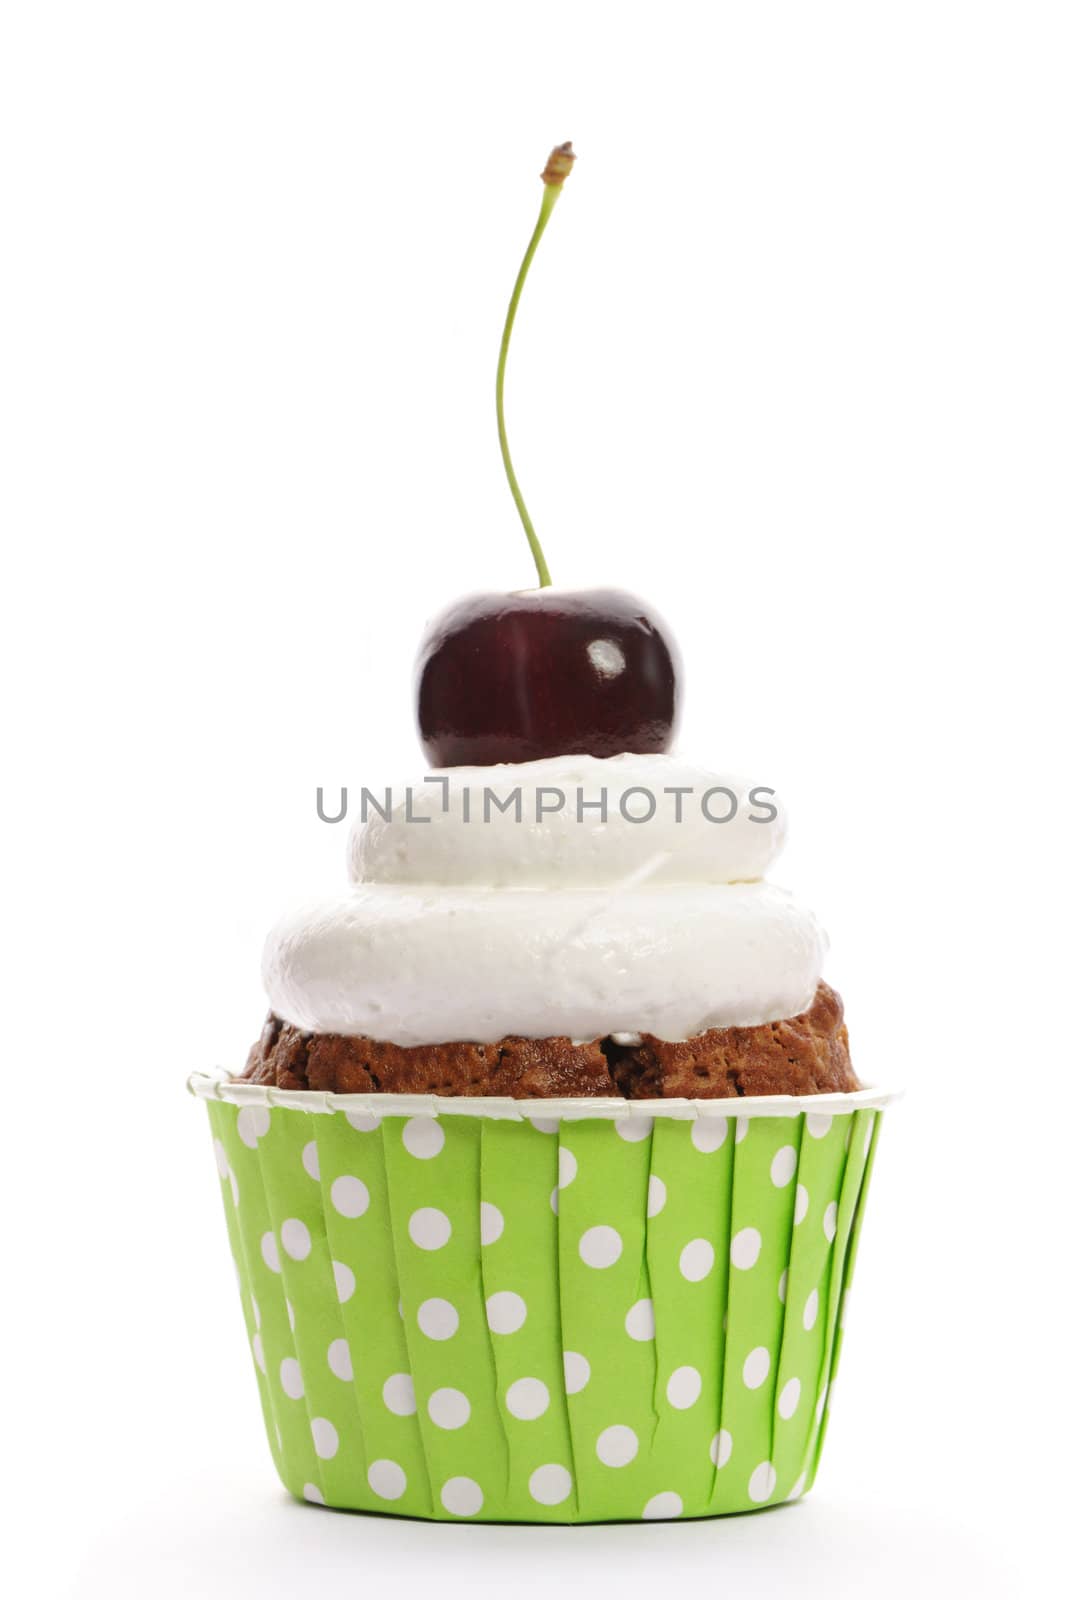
[191,142,892,1523]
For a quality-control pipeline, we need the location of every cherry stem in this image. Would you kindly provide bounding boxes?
[496,142,576,588]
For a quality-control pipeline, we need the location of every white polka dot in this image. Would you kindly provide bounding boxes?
[301,1140,320,1180]
[403,1115,444,1160]
[409,1206,452,1251]
[730,1227,761,1270]
[260,1231,280,1273]
[771,1145,797,1187]
[418,1297,459,1340]
[428,1387,471,1430]
[280,1218,311,1261]
[280,1358,304,1399]
[346,1110,381,1133]
[778,1377,801,1419]
[816,1386,828,1423]
[302,1483,324,1504]
[383,1373,416,1415]
[735,1115,749,1143]
[709,1429,732,1467]
[327,1338,353,1381]
[330,1175,370,1218]
[788,1473,807,1501]
[529,1464,572,1506]
[441,1476,484,1517]
[616,1117,653,1142]
[332,1261,355,1303]
[743,1346,771,1389]
[237,1105,271,1148]
[679,1238,715,1282]
[480,1201,504,1245]
[778,1269,789,1303]
[803,1288,819,1330]
[506,1377,550,1420]
[625,1299,655,1341]
[557,1146,578,1188]
[486,1290,527,1334]
[643,1491,683,1520]
[691,1119,728,1153]
[596,1424,639,1467]
[748,1462,777,1503]
[666,1366,702,1410]
[311,1417,339,1459]
[806,1111,832,1139]
[250,1294,261,1329]
[550,1187,560,1216]
[579,1225,623,1269]
[647,1175,667,1217]
[228,1168,239,1206]
[368,1459,406,1500]
[213,1138,229,1178]
[286,1299,295,1330]
[252,1333,265,1372]
[823,1201,838,1242]
[794,1184,809,1224]
[564,1351,591,1394]
[529,1116,560,1134]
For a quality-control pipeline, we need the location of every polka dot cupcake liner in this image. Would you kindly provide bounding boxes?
[191,1074,893,1523]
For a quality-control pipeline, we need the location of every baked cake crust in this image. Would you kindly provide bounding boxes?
[239,980,857,1099]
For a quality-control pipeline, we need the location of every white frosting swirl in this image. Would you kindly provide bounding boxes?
[262,754,827,1045]
[350,754,785,888]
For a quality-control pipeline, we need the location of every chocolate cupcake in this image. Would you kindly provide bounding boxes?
[191,141,892,1525]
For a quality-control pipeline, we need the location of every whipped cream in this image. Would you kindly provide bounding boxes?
[262,754,827,1045]
[351,754,785,888]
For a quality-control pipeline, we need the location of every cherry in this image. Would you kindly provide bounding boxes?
[416,143,682,766]
[416,587,681,766]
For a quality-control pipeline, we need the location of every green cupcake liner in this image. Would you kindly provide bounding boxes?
[191,1074,893,1523]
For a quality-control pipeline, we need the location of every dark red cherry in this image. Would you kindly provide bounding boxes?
[415,587,681,767]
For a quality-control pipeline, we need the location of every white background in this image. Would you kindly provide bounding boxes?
[2,3,1082,1596]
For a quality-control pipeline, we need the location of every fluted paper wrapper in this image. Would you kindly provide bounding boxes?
[191,1075,890,1522]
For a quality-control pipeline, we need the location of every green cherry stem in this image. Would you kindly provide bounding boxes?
[495,141,576,588]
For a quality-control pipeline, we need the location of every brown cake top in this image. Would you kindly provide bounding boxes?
[240,981,856,1100]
